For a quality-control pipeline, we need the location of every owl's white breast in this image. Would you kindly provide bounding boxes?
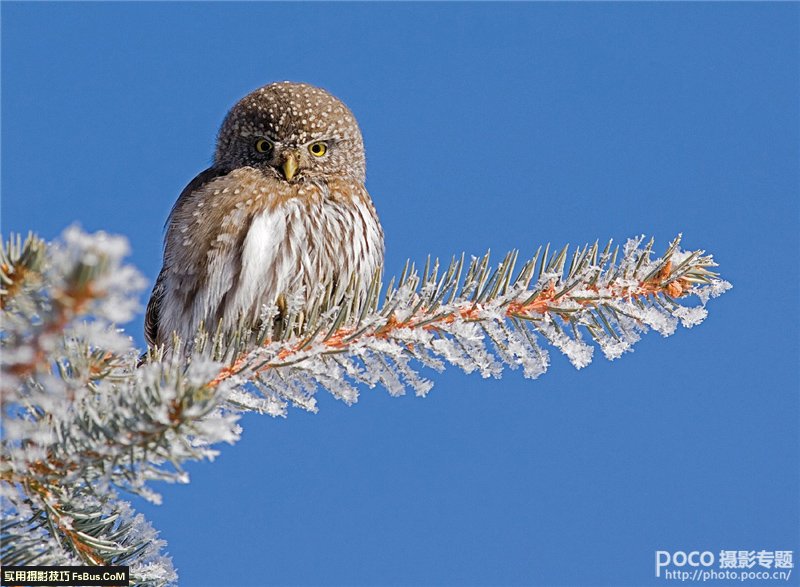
[230,205,290,323]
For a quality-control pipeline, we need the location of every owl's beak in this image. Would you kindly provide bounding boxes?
[281,152,299,181]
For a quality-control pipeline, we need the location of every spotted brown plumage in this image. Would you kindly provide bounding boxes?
[145,82,384,348]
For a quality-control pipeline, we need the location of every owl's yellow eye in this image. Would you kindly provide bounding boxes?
[308,141,328,157]
[255,139,273,154]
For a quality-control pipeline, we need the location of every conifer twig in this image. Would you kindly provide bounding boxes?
[0,227,730,585]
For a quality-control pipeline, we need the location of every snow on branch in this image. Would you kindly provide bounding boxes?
[0,227,730,585]
[210,234,731,415]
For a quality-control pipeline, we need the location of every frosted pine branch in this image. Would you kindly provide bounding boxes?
[211,234,731,412]
[1,229,197,585]
[0,227,730,585]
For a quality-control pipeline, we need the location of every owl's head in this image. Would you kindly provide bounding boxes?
[215,82,366,184]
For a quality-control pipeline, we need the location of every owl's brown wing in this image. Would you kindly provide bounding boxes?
[144,268,166,348]
[145,166,229,348]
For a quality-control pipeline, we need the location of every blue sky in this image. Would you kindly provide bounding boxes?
[3,3,798,586]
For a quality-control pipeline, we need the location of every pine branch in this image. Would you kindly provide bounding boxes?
[2,228,183,585]
[0,227,731,585]
[208,234,731,413]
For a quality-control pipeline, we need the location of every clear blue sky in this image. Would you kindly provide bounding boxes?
[3,3,798,586]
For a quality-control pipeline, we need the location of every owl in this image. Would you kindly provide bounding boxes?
[145,82,384,349]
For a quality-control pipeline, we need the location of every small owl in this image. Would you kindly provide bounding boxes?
[145,82,384,348]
